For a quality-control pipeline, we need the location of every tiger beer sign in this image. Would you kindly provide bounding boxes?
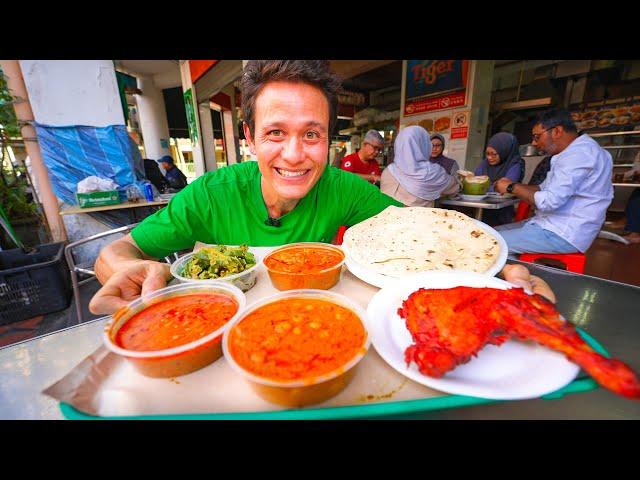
[404,60,470,116]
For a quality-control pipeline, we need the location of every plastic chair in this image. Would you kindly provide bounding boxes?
[518,252,586,274]
[513,201,532,222]
[64,223,178,324]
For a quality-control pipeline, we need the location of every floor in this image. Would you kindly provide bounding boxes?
[1,231,638,350]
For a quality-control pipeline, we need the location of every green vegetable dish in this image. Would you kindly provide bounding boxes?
[182,245,257,280]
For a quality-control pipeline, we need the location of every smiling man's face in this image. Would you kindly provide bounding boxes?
[244,81,329,205]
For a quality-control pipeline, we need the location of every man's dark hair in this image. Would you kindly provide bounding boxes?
[240,60,343,138]
[534,108,577,133]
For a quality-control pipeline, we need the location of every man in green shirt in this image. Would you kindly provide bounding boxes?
[90,60,401,314]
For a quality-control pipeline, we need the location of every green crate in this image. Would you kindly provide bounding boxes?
[76,191,121,208]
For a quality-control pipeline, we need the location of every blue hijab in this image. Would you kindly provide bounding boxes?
[477,132,525,183]
[387,126,451,201]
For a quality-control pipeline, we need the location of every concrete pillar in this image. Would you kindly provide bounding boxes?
[135,75,171,160]
[0,60,67,242]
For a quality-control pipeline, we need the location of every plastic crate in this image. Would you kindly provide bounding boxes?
[0,242,72,325]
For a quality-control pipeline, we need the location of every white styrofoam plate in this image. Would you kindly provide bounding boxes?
[365,271,580,400]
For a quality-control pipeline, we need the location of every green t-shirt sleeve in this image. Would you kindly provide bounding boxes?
[337,169,402,226]
[131,176,211,258]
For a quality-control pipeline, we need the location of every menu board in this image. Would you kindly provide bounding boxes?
[404,60,470,116]
[572,103,640,132]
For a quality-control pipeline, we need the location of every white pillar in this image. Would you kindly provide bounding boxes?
[135,75,171,160]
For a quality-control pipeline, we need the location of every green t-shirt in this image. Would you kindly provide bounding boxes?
[132,162,401,258]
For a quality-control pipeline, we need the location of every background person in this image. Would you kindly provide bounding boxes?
[339,129,384,184]
[607,154,640,243]
[143,158,169,193]
[494,108,613,255]
[430,133,460,175]
[380,126,459,207]
[158,155,188,191]
[474,132,525,226]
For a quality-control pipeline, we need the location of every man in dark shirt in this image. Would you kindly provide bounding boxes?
[158,155,188,191]
[143,158,170,193]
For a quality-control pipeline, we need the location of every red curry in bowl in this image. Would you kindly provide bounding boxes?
[116,293,238,351]
[104,283,245,378]
[262,243,345,290]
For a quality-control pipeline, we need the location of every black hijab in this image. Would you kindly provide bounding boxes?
[429,133,456,174]
[480,132,525,183]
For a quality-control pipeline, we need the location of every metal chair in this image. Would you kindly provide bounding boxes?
[64,223,178,324]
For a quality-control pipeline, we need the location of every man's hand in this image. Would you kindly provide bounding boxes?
[494,177,512,194]
[89,260,172,315]
[501,264,556,303]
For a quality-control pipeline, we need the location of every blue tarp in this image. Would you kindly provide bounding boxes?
[34,123,147,205]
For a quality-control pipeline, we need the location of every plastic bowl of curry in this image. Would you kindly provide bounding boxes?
[262,242,346,290]
[103,282,246,378]
[222,289,370,407]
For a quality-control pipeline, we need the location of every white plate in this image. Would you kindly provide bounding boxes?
[365,271,580,400]
[459,194,488,201]
[343,219,508,289]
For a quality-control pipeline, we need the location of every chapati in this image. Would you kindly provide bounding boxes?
[342,206,501,277]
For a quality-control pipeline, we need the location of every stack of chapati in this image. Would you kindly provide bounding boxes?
[342,206,501,277]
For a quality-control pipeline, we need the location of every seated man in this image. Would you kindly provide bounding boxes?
[494,108,613,255]
[339,130,384,184]
[158,155,188,191]
[143,158,169,193]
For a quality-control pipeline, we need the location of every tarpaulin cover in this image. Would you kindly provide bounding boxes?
[34,123,147,205]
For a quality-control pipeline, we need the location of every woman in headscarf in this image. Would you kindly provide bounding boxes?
[381,126,459,207]
[430,133,460,176]
[474,132,525,225]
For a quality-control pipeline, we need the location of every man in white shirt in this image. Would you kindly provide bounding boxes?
[494,109,613,254]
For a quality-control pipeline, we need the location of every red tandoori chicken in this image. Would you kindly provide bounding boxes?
[398,286,640,399]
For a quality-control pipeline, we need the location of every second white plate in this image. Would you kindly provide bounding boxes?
[365,271,580,400]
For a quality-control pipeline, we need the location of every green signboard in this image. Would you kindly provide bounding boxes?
[183,88,198,144]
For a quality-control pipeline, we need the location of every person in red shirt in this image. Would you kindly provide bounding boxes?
[339,130,384,183]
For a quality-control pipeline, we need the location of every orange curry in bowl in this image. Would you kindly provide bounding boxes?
[263,244,345,290]
[116,293,239,351]
[227,297,366,382]
[264,246,344,274]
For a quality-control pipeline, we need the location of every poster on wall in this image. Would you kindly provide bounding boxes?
[400,108,469,165]
[404,60,470,116]
[450,110,470,139]
[183,88,198,144]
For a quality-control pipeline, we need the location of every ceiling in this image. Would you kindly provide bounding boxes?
[116,60,179,75]
[115,60,182,89]
[335,60,403,94]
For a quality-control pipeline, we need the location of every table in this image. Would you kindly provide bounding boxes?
[59,199,169,216]
[439,195,519,220]
[59,199,170,224]
[1,259,639,420]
